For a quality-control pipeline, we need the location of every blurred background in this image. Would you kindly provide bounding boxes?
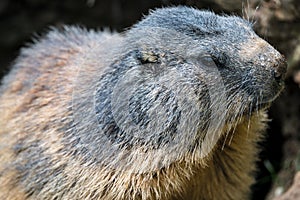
[0,0,299,199]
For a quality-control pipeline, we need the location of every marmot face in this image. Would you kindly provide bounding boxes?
[127,6,287,119]
[78,6,287,171]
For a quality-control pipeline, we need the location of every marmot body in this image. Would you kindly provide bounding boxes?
[0,6,286,200]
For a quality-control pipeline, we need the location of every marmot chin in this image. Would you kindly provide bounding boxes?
[0,6,287,200]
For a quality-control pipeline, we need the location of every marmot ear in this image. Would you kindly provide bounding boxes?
[136,50,160,64]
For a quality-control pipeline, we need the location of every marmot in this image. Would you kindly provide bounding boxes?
[0,6,287,200]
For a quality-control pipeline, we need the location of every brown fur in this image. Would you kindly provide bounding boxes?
[0,7,286,200]
[0,26,267,200]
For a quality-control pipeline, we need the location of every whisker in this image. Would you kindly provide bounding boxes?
[220,84,246,148]
[247,0,250,22]
[242,0,246,20]
[246,97,253,138]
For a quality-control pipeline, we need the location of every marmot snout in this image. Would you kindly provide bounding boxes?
[0,6,286,200]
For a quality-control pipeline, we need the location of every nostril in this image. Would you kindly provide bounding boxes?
[274,70,283,81]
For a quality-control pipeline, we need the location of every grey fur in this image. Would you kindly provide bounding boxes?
[0,6,286,199]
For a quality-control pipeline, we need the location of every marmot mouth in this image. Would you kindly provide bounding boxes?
[251,83,284,111]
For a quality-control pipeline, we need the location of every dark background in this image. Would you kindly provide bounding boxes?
[1,0,299,199]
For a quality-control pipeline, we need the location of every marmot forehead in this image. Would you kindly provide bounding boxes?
[134,6,253,37]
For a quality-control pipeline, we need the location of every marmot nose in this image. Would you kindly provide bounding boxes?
[273,57,287,81]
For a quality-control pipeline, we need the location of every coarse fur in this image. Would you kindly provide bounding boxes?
[0,6,286,200]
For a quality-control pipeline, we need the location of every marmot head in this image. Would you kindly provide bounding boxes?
[71,6,287,173]
[129,6,287,112]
